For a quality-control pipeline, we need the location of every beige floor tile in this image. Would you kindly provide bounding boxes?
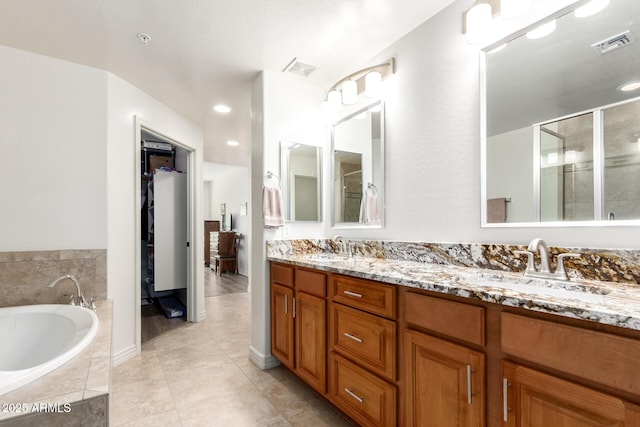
[112,350,164,386]
[285,397,354,427]
[110,376,176,423]
[112,409,183,427]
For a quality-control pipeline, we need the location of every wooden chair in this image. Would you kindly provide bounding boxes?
[213,232,239,274]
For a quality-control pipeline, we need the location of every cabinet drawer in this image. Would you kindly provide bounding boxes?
[404,292,485,346]
[329,353,396,427]
[271,263,294,287]
[501,312,640,396]
[330,303,396,381]
[295,268,326,297]
[331,275,396,319]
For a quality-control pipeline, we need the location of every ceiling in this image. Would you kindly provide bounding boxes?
[0,0,457,166]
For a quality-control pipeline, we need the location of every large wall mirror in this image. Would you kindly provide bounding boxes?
[331,100,384,228]
[280,141,322,222]
[482,0,640,226]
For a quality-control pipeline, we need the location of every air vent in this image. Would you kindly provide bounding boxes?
[282,57,316,77]
[592,30,633,54]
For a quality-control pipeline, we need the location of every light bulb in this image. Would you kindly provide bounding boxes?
[364,71,382,98]
[526,20,556,40]
[465,3,492,45]
[574,0,609,18]
[341,80,358,105]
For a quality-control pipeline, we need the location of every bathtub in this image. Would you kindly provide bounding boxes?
[0,304,99,396]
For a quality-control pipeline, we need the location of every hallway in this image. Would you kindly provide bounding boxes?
[112,278,352,426]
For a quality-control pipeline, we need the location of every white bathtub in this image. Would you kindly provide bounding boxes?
[0,304,99,396]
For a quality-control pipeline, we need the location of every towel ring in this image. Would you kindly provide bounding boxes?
[264,171,281,186]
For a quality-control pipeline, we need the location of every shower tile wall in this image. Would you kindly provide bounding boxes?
[0,250,107,307]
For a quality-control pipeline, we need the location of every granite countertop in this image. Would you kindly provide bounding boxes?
[268,253,640,331]
[0,300,113,421]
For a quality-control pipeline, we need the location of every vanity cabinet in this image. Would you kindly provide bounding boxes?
[328,274,398,427]
[402,291,486,427]
[269,263,327,394]
[502,362,640,426]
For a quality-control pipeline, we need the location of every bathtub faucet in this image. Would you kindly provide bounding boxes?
[46,275,87,308]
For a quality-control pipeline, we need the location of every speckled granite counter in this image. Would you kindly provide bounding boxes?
[0,300,112,426]
[267,240,640,332]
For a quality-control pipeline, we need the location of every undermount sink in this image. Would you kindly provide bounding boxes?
[464,272,611,302]
[302,254,351,263]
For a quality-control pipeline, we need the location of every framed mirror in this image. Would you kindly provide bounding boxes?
[482,0,640,226]
[280,141,322,222]
[331,100,384,228]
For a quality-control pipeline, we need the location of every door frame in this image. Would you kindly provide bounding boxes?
[134,116,200,355]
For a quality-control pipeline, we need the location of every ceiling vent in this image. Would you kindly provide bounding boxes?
[282,58,316,77]
[592,30,633,54]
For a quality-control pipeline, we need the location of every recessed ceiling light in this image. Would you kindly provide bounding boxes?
[214,104,231,113]
[227,140,239,146]
[137,33,151,45]
[618,81,640,92]
[526,20,556,40]
[574,0,609,18]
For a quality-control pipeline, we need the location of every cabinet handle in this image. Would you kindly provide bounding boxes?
[343,290,363,298]
[344,387,364,404]
[343,332,364,343]
[466,364,475,404]
[292,297,296,318]
[284,294,288,315]
[503,377,511,422]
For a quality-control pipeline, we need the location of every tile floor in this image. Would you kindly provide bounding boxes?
[111,291,353,426]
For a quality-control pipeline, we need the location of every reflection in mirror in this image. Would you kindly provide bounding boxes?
[332,101,384,227]
[280,141,322,222]
[483,0,640,225]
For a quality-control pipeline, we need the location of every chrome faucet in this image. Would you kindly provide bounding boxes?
[46,275,87,308]
[333,235,348,255]
[515,239,580,281]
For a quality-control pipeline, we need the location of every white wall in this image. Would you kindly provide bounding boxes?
[249,71,325,368]
[0,45,107,251]
[106,73,204,361]
[204,163,250,275]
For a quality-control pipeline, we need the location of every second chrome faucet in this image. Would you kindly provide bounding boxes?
[515,238,580,281]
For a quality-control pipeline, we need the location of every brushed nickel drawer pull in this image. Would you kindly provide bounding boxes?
[344,332,364,343]
[343,290,363,298]
[503,377,511,422]
[466,364,476,404]
[344,387,364,404]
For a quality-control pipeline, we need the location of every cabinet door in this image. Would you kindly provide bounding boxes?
[271,283,294,369]
[404,329,485,427]
[295,291,326,393]
[502,361,634,427]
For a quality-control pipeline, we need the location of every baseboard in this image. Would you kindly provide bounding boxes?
[113,345,138,367]
[249,345,281,370]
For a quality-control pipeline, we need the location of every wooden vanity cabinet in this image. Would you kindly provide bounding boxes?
[269,263,327,394]
[402,291,486,427]
[328,274,398,426]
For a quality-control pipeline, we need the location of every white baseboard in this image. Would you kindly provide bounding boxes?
[249,346,281,370]
[113,345,138,367]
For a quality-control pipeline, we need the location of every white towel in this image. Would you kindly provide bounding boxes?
[360,192,381,225]
[262,185,285,228]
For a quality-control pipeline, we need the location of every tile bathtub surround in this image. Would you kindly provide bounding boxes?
[0,300,113,425]
[0,249,107,307]
[266,239,640,284]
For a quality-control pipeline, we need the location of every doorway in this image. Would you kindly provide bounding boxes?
[134,118,198,352]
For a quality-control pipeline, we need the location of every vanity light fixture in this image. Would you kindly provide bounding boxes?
[322,59,394,112]
[500,0,532,20]
[227,140,239,146]
[574,0,610,18]
[526,20,557,40]
[618,81,640,92]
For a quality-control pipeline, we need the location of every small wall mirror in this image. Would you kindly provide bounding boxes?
[280,141,322,222]
[482,0,640,226]
[331,100,384,228]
